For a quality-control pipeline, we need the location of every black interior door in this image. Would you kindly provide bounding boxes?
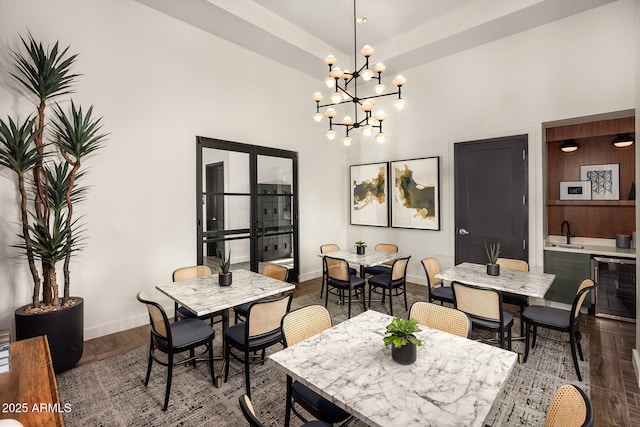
[205,162,224,257]
[454,135,528,264]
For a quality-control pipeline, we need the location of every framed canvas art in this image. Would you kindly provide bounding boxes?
[350,162,389,227]
[390,156,440,230]
[580,163,619,200]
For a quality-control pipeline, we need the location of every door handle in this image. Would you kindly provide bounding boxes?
[458,228,469,235]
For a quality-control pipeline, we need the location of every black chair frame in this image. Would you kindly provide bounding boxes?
[367,256,411,316]
[324,256,366,319]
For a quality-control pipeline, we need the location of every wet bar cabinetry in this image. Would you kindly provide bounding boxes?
[546,116,635,239]
[543,250,592,307]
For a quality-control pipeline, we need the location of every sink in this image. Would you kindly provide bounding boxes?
[551,243,584,249]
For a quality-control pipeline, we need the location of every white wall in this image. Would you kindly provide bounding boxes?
[346,0,636,285]
[0,0,346,339]
[0,0,637,342]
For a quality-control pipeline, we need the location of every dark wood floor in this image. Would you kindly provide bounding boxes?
[76,279,639,427]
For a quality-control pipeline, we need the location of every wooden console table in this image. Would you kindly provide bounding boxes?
[0,335,64,426]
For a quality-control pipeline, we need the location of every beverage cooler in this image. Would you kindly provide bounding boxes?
[592,257,636,322]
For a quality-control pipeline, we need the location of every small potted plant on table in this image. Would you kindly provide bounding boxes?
[217,250,232,286]
[383,317,423,365]
[355,241,367,255]
[485,242,501,276]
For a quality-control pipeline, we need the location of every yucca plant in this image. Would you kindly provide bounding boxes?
[485,242,502,265]
[0,32,106,309]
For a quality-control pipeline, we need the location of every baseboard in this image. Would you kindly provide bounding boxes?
[633,349,640,387]
[84,313,148,341]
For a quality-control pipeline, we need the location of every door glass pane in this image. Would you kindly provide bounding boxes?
[257,155,294,272]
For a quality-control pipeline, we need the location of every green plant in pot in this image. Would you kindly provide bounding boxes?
[383,317,422,365]
[0,33,106,373]
[217,249,232,286]
[485,242,501,276]
[355,241,367,255]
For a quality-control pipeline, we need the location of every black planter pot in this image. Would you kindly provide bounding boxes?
[356,246,365,255]
[219,272,232,286]
[487,264,500,276]
[15,297,84,374]
[391,343,417,365]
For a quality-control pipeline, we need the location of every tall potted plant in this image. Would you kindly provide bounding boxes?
[0,33,106,373]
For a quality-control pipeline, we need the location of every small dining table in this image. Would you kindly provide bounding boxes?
[269,310,518,427]
[156,268,295,385]
[320,249,409,277]
[435,262,556,299]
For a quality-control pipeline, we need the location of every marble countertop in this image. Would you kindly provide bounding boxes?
[319,250,409,267]
[269,310,517,427]
[544,237,636,259]
[155,269,295,316]
[436,262,555,299]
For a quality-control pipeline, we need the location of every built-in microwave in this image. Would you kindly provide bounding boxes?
[592,257,636,322]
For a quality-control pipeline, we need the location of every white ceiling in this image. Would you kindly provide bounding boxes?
[136,0,616,80]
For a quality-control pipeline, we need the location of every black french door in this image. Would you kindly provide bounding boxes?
[196,137,299,281]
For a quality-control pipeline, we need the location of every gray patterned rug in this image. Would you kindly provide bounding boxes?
[57,290,589,426]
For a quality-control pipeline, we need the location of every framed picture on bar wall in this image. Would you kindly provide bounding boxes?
[350,162,389,227]
[390,156,440,230]
[580,163,620,200]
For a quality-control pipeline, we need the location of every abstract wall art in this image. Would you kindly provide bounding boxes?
[580,163,619,200]
[350,162,389,227]
[390,156,440,230]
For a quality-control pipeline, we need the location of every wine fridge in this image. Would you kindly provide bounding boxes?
[592,256,636,322]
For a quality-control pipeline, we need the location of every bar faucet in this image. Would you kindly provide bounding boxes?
[561,220,572,244]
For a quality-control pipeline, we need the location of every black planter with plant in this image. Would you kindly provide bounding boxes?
[383,317,422,365]
[0,33,106,374]
[217,249,232,286]
[355,241,366,255]
[485,242,501,276]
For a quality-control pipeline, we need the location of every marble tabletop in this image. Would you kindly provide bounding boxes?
[435,262,556,299]
[320,250,408,267]
[155,268,295,317]
[269,310,517,427]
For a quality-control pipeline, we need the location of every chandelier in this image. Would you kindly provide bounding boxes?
[312,0,406,146]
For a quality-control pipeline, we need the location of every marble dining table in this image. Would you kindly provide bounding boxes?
[435,262,556,299]
[269,309,518,427]
[319,249,409,277]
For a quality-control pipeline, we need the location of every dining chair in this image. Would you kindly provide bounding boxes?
[367,256,411,316]
[421,257,454,305]
[496,257,529,335]
[324,256,366,319]
[545,384,594,427]
[409,301,471,338]
[452,281,513,350]
[319,244,357,298]
[136,292,215,411]
[523,279,595,381]
[280,306,354,427]
[224,293,293,397]
[172,265,224,326]
[234,264,289,323]
[239,394,332,427]
[363,243,398,276]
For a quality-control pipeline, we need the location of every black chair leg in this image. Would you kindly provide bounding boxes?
[163,356,173,411]
[576,330,585,361]
[523,323,531,362]
[347,288,352,319]
[244,349,252,398]
[361,287,366,311]
[144,342,153,387]
[570,331,583,381]
[403,284,408,311]
[388,286,393,316]
[284,376,293,427]
[531,325,538,348]
[224,344,231,383]
[208,342,215,385]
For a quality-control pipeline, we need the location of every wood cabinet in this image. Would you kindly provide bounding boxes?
[546,116,635,238]
[544,250,592,307]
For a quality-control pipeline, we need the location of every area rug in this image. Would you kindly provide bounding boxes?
[56,291,589,426]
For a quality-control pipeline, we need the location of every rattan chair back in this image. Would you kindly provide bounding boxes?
[263,264,288,281]
[320,244,340,254]
[410,302,470,338]
[496,258,529,272]
[247,293,293,338]
[421,258,443,290]
[545,384,592,427]
[390,256,410,281]
[239,394,266,427]
[172,265,212,281]
[452,282,501,322]
[573,279,595,318]
[282,305,332,347]
[137,291,169,338]
[325,256,350,282]
[374,243,398,253]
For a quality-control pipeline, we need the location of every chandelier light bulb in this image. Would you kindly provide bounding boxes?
[360,45,374,57]
[341,70,351,80]
[324,107,337,118]
[330,91,343,104]
[356,17,367,25]
[392,75,407,87]
[373,63,386,73]
[324,77,335,88]
[374,83,385,94]
[361,100,373,112]
[343,136,352,146]
[324,55,337,66]
[329,67,342,79]
[393,98,406,110]
[361,124,373,137]
[312,92,324,102]
[361,68,374,81]
[342,116,353,125]
[374,110,387,121]
[375,132,387,143]
[313,112,323,122]
[326,129,336,140]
